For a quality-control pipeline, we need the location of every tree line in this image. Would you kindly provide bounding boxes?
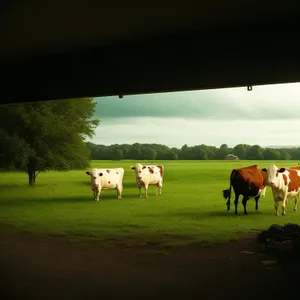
[86,142,300,161]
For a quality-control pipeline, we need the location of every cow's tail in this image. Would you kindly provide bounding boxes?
[223,170,236,211]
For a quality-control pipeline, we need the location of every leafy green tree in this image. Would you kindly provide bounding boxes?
[233,144,247,159]
[0,98,99,185]
[279,149,291,160]
[128,146,142,159]
[263,148,281,160]
[141,147,157,160]
[290,148,300,160]
[247,145,264,160]
[215,143,229,159]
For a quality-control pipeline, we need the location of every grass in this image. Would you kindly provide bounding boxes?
[0,160,299,249]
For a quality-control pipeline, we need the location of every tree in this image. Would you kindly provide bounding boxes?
[110,147,123,160]
[140,147,157,160]
[279,149,291,160]
[128,146,142,159]
[233,144,247,160]
[263,148,281,160]
[0,98,100,185]
[215,143,229,159]
[247,145,264,160]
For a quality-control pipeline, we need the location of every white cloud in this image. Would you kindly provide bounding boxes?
[95,82,300,120]
[90,82,300,147]
[89,117,300,148]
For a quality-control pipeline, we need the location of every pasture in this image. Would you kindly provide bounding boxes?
[0,160,299,249]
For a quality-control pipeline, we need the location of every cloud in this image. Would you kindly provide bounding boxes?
[89,117,300,148]
[89,82,300,147]
[94,82,300,121]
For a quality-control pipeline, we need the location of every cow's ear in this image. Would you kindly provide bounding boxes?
[278,168,286,173]
[142,166,146,169]
[86,172,91,175]
[130,166,135,170]
[99,172,103,177]
[148,167,154,174]
[261,168,267,172]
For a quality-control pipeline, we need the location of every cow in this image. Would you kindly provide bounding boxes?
[261,164,300,216]
[223,165,268,215]
[130,163,164,198]
[86,168,124,201]
[290,165,300,170]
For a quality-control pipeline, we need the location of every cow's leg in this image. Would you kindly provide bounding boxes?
[282,197,288,216]
[138,186,142,198]
[118,185,123,199]
[274,200,279,216]
[226,199,230,211]
[156,181,162,196]
[242,196,249,215]
[234,193,240,215]
[294,195,299,211]
[95,188,101,201]
[116,184,122,199]
[255,196,260,211]
[144,185,149,198]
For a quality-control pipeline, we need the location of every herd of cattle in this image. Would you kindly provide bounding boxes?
[223,163,300,216]
[86,163,164,200]
[86,162,300,217]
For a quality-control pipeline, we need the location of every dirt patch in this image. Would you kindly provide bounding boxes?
[0,225,299,300]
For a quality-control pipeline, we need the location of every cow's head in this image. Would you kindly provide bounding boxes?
[261,165,285,188]
[86,168,103,186]
[130,163,148,180]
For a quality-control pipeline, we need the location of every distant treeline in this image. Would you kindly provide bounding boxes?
[86,142,300,160]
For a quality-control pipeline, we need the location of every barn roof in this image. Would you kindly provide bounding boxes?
[1,1,300,104]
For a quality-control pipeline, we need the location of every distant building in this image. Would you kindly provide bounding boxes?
[224,154,239,160]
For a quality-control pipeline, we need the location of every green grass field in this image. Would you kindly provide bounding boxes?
[0,160,299,249]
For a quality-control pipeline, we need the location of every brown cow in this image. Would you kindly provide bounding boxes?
[223,165,268,215]
[290,165,300,170]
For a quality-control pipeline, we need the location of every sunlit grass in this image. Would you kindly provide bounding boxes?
[0,160,298,248]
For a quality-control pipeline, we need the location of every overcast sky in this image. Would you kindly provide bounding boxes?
[88,82,300,148]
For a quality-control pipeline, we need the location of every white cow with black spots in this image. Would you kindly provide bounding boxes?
[130,163,164,198]
[86,168,124,201]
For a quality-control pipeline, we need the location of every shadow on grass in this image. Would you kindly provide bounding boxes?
[0,195,92,206]
[206,210,264,217]
[139,209,264,219]
[0,193,137,206]
[0,183,52,190]
[80,181,139,188]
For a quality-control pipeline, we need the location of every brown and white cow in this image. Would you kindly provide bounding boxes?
[223,164,268,215]
[290,165,300,170]
[262,164,300,216]
[130,163,164,198]
[86,168,124,201]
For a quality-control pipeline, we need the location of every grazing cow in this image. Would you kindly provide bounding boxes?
[223,165,268,215]
[86,168,124,201]
[130,163,164,198]
[261,164,300,216]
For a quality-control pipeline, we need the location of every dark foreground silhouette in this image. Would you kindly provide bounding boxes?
[0,225,299,300]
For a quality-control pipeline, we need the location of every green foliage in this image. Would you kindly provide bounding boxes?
[1,160,300,248]
[0,98,99,185]
[86,142,300,161]
[233,144,248,160]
